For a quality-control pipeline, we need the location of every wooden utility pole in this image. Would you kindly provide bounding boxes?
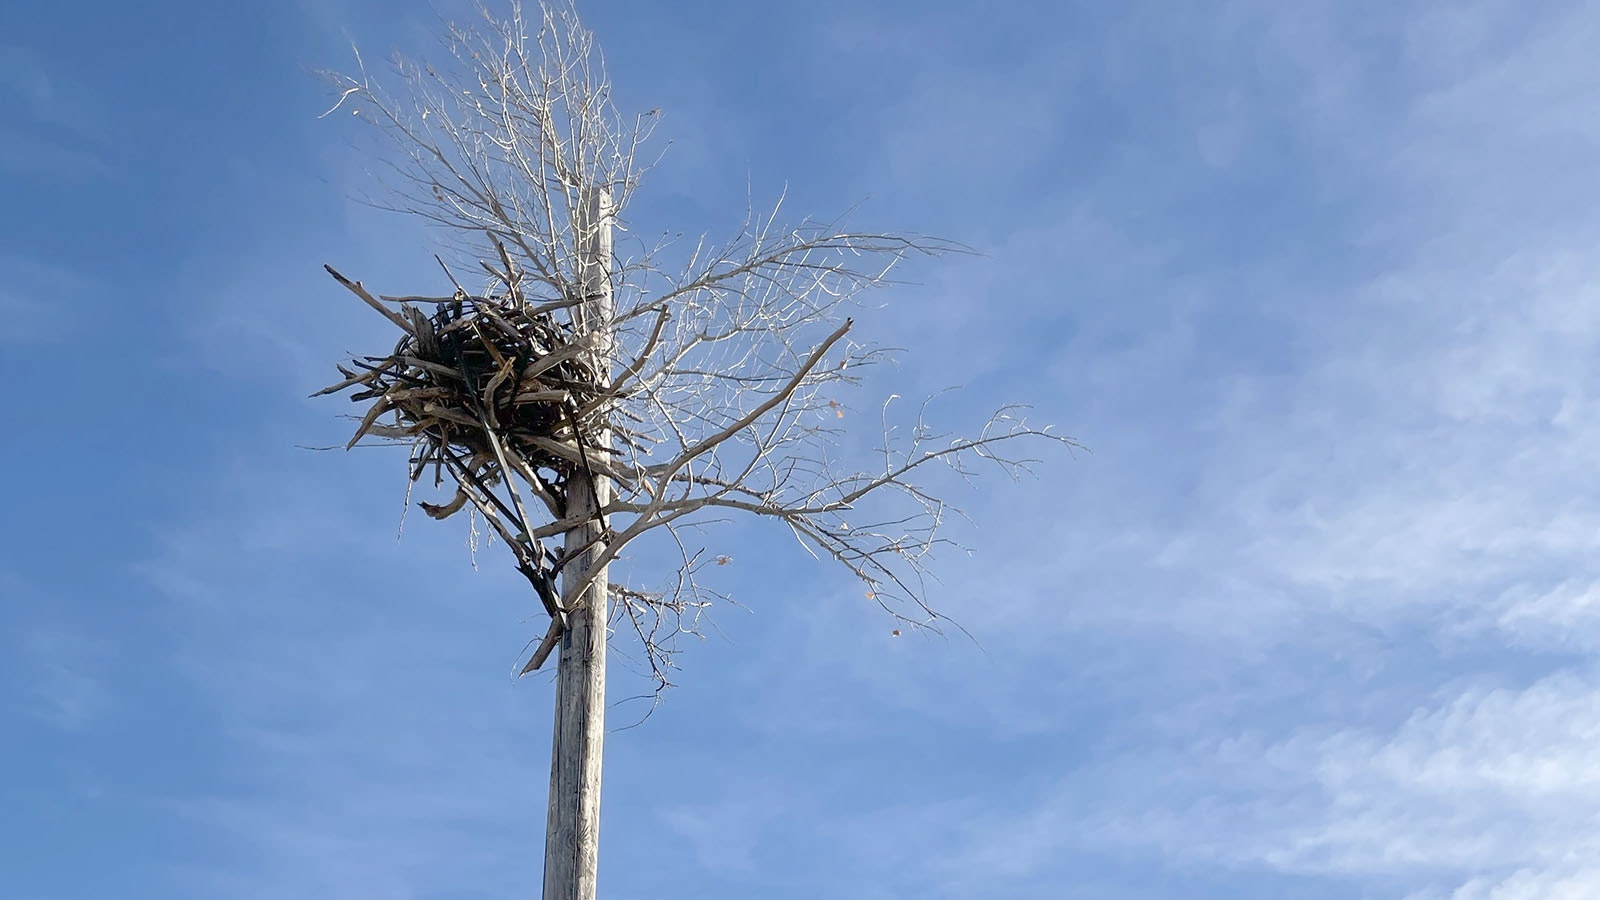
[544,186,613,900]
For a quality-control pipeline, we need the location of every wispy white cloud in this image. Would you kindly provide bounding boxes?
[655,779,793,875]
[0,254,89,343]
[0,130,110,180]
[136,449,555,898]
[46,1,1600,897]
[1093,670,1600,893]
[3,566,109,733]
[671,1,1600,896]
[0,45,106,141]
[1489,579,1600,652]
[19,626,108,731]
[787,668,1600,897]
[0,45,109,179]
[1425,868,1600,900]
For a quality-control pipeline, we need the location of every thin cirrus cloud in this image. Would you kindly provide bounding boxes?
[131,449,553,898]
[0,45,110,180]
[679,0,1600,897]
[0,255,90,343]
[9,0,1600,898]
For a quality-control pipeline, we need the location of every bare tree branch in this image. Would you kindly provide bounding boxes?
[316,0,1079,700]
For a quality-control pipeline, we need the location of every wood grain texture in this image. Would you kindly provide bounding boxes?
[543,186,613,900]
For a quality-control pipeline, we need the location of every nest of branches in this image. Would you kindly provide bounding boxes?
[320,264,605,493]
[317,249,622,667]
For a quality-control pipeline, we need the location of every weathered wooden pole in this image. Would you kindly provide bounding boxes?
[544,185,613,900]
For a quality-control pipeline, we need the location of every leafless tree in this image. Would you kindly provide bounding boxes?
[316,2,1075,897]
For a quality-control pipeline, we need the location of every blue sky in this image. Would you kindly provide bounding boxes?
[5,0,1600,897]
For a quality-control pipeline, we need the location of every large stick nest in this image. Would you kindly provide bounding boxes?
[317,263,615,511]
[316,253,629,670]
